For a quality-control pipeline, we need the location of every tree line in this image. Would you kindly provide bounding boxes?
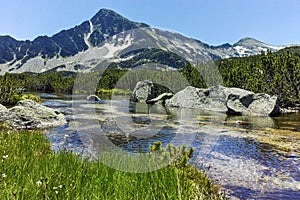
[1,46,299,107]
[217,47,300,107]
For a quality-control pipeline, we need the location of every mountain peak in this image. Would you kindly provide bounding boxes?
[0,9,289,74]
[92,8,122,20]
[234,37,266,47]
[91,8,149,28]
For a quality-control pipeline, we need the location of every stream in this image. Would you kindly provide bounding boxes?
[41,93,300,200]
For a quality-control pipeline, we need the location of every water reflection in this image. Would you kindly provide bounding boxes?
[41,94,300,200]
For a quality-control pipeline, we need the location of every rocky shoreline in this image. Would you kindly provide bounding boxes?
[0,100,66,129]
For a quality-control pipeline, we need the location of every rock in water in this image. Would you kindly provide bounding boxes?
[0,100,67,129]
[147,93,173,104]
[0,104,7,113]
[165,85,279,116]
[131,80,155,102]
[165,85,229,112]
[87,95,101,101]
[227,93,279,116]
[165,86,207,108]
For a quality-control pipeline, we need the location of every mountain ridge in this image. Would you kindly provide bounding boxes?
[0,9,292,74]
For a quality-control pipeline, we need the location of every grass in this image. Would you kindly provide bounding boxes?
[0,129,225,200]
[97,88,132,96]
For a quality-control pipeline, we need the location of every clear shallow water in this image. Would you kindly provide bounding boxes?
[41,93,300,200]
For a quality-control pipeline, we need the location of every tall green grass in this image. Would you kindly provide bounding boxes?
[0,130,225,200]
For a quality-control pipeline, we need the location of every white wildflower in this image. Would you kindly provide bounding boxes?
[2,155,8,159]
[55,190,58,194]
[2,173,6,178]
[36,180,42,186]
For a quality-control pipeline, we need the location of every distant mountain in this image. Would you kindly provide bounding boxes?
[233,37,285,57]
[0,9,291,74]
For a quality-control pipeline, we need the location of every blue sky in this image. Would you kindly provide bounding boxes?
[0,0,299,45]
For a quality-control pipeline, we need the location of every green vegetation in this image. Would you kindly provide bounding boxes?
[2,46,300,107]
[109,48,188,69]
[7,72,76,93]
[217,47,300,106]
[149,141,194,168]
[0,73,23,105]
[181,63,207,88]
[96,68,127,90]
[0,73,41,105]
[0,130,224,200]
[18,94,41,103]
[97,88,132,96]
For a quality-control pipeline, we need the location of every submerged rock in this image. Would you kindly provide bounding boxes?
[130,80,155,102]
[147,93,173,105]
[0,100,66,129]
[87,95,101,101]
[165,85,279,116]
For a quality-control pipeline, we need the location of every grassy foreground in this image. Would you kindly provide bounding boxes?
[0,130,224,200]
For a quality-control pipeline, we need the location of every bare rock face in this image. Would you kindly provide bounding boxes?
[165,85,279,116]
[0,100,67,129]
[130,80,156,103]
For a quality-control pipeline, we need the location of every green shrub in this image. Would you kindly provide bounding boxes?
[150,141,194,168]
[20,94,41,103]
[0,73,24,106]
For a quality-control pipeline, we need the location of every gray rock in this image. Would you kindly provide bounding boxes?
[0,100,67,129]
[87,95,101,101]
[0,104,8,120]
[0,104,7,113]
[130,80,155,102]
[227,93,279,116]
[165,85,229,112]
[165,86,206,108]
[165,85,279,116]
[147,93,173,104]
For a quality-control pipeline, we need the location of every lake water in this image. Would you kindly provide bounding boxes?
[41,93,300,200]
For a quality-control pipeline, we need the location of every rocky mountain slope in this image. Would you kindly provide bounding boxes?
[0,9,288,74]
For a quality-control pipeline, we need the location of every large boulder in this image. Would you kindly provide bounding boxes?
[130,80,155,102]
[165,85,279,116]
[227,93,279,116]
[164,86,206,108]
[165,85,229,112]
[0,100,67,129]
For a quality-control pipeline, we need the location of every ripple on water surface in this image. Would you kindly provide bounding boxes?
[41,95,300,200]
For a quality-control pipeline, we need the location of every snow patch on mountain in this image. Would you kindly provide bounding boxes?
[234,46,253,57]
[102,34,133,59]
[84,20,94,49]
